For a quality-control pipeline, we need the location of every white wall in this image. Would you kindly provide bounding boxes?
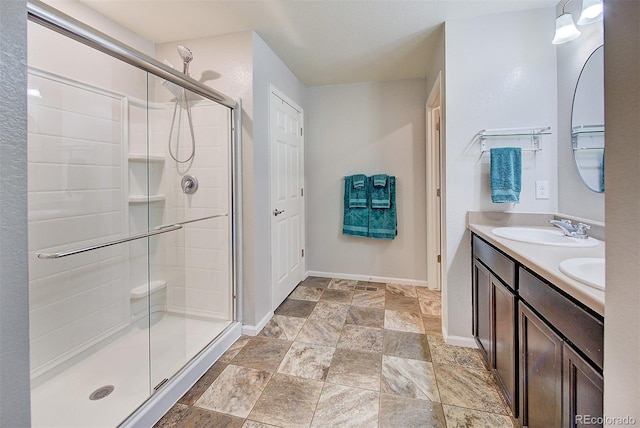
[251,33,307,324]
[0,0,31,425]
[556,0,604,221]
[306,79,427,284]
[603,0,640,421]
[444,7,558,339]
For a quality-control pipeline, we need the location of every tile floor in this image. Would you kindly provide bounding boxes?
[155,277,518,428]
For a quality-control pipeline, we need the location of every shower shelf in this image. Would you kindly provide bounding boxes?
[129,195,166,203]
[128,154,165,162]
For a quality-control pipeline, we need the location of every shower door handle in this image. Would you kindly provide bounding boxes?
[273,209,285,216]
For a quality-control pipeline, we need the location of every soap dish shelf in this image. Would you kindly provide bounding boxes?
[479,126,551,153]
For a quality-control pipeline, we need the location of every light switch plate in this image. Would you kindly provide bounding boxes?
[536,180,549,199]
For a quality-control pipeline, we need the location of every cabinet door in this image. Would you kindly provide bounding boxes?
[563,344,603,428]
[519,304,563,428]
[473,260,492,364]
[492,277,516,414]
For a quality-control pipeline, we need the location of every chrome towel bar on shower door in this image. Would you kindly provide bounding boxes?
[37,213,228,259]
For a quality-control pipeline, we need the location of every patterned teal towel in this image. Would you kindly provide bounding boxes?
[490,148,521,203]
[371,174,390,209]
[369,176,397,240]
[348,174,368,208]
[343,176,369,238]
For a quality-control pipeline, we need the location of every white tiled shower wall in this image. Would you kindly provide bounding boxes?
[28,73,232,378]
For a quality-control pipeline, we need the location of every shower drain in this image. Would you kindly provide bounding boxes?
[89,385,114,401]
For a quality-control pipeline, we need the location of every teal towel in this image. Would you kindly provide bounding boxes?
[369,176,397,240]
[343,176,369,238]
[490,148,521,203]
[348,174,367,208]
[371,174,391,209]
[373,174,387,187]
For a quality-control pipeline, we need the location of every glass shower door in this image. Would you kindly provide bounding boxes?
[146,76,234,390]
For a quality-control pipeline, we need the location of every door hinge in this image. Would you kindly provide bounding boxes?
[437,255,441,263]
[436,121,440,132]
[301,188,304,197]
[436,188,441,197]
[301,249,305,257]
[300,127,303,136]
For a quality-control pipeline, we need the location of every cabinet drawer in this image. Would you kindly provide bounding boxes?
[519,267,604,370]
[473,235,515,290]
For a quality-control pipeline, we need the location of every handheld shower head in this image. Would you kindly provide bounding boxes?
[177,45,193,75]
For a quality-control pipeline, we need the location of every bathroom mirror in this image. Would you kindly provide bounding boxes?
[571,45,605,193]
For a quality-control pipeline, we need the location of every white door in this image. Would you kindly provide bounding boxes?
[270,91,305,309]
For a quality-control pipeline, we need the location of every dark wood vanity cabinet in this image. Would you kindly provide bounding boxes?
[471,234,604,427]
[472,237,517,414]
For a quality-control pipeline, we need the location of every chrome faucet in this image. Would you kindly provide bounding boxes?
[549,219,591,239]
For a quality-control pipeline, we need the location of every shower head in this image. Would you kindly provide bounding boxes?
[177,45,193,75]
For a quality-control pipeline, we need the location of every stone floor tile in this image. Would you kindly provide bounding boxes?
[258,315,306,340]
[300,277,331,288]
[311,383,379,427]
[356,281,386,290]
[277,341,335,381]
[309,301,349,325]
[328,278,358,290]
[231,337,292,372]
[345,306,385,328]
[384,310,425,333]
[325,348,381,391]
[379,393,446,428]
[428,335,485,369]
[179,360,228,405]
[385,294,421,312]
[423,313,443,336]
[290,286,325,302]
[243,421,279,428]
[337,325,383,353]
[442,404,516,427]
[419,298,442,316]
[385,283,417,298]
[194,365,271,418]
[219,335,251,363]
[295,319,343,347]
[179,407,244,427]
[320,288,354,305]
[435,364,509,414]
[274,299,317,318]
[153,403,190,427]
[416,287,441,302]
[351,289,386,309]
[381,355,440,401]
[383,330,431,361]
[248,374,323,428]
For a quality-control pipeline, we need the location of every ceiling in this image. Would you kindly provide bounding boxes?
[79,0,557,87]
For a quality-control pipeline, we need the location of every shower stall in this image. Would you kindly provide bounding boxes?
[26,2,242,426]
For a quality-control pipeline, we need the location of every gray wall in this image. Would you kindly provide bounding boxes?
[556,0,605,221]
[603,0,640,420]
[0,0,31,426]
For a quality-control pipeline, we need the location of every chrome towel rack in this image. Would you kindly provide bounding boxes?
[478,126,551,153]
[37,213,228,259]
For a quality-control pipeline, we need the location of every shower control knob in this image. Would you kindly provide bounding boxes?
[273,209,285,216]
[181,175,199,194]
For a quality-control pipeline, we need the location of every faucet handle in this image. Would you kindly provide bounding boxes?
[559,219,574,225]
[574,223,591,238]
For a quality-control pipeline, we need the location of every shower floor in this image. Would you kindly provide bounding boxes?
[30,313,229,428]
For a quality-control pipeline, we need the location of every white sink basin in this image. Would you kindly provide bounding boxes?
[491,227,600,248]
[559,258,605,290]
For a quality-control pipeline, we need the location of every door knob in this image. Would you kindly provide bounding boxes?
[273,209,285,216]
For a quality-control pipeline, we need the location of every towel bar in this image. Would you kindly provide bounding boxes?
[478,126,551,153]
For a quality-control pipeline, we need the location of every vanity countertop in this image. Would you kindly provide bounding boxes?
[468,222,605,317]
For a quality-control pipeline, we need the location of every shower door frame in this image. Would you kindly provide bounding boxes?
[26,0,243,426]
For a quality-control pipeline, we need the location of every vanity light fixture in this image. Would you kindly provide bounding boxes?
[553,0,581,45]
[577,0,603,25]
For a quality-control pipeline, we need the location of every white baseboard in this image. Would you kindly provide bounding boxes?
[443,330,477,348]
[305,270,430,288]
[241,310,274,336]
